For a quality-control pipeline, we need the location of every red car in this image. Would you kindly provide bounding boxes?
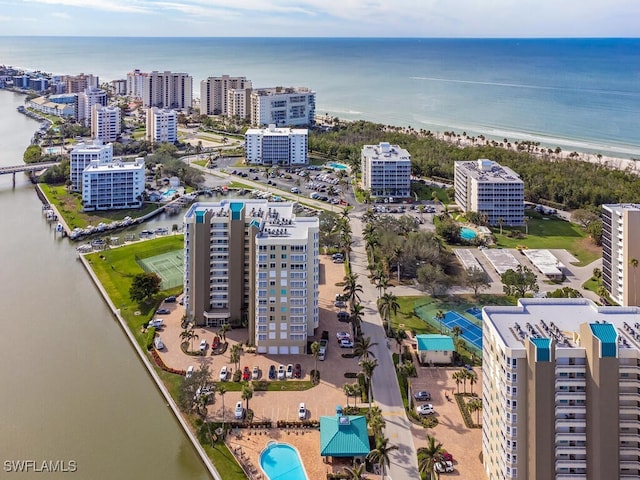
[242,366,251,381]
[442,452,454,462]
[293,363,302,379]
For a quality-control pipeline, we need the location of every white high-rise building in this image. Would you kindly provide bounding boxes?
[77,87,107,126]
[602,204,640,306]
[91,105,121,142]
[483,298,640,480]
[70,140,113,192]
[227,88,251,120]
[183,200,319,354]
[146,107,178,144]
[360,142,411,199]
[244,125,308,166]
[200,75,251,115]
[454,158,525,226]
[126,69,147,99]
[250,87,315,127]
[142,71,192,110]
[81,158,145,211]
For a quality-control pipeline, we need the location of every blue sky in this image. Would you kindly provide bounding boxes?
[1,0,639,37]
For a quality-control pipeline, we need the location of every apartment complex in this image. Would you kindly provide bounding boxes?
[146,107,178,144]
[183,200,319,354]
[126,69,147,99]
[81,158,145,211]
[142,71,193,110]
[483,298,640,480]
[70,140,113,191]
[360,142,411,199]
[200,75,252,115]
[227,88,252,120]
[77,87,107,126]
[64,73,99,94]
[91,104,121,142]
[244,125,308,166]
[250,87,315,127]
[602,204,640,306]
[454,158,524,226]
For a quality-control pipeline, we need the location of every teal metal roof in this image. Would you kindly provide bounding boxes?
[195,210,206,224]
[416,334,455,352]
[320,415,370,457]
[590,323,618,358]
[229,202,244,220]
[530,337,551,362]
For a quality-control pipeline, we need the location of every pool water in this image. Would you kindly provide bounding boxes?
[163,189,177,197]
[260,442,308,480]
[328,162,348,170]
[460,227,478,240]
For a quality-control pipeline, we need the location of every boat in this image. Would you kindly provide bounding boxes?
[56,223,64,233]
[154,227,169,235]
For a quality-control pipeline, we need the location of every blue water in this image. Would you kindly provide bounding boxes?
[328,162,348,170]
[260,443,308,480]
[1,37,638,156]
[163,189,177,197]
[460,227,478,240]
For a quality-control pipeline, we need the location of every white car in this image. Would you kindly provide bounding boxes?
[298,403,306,419]
[336,332,351,341]
[148,318,163,328]
[286,364,294,378]
[234,401,244,420]
[417,404,435,416]
[199,339,207,352]
[153,336,165,350]
[186,366,194,378]
[252,366,260,380]
[277,364,286,380]
[340,339,354,348]
[219,366,228,381]
[434,461,454,473]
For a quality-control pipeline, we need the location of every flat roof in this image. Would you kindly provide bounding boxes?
[455,159,522,184]
[521,249,563,277]
[416,334,455,352]
[481,249,521,275]
[454,248,484,272]
[483,298,640,352]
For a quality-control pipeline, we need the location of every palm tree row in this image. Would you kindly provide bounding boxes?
[452,368,478,395]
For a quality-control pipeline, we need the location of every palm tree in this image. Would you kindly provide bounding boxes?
[350,303,365,339]
[351,383,362,407]
[451,325,462,342]
[524,217,529,235]
[359,358,378,410]
[452,371,463,394]
[435,310,445,334]
[241,383,253,413]
[367,406,386,438]
[391,245,403,283]
[467,398,483,425]
[468,371,478,395]
[498,217,505,235]
[458,369,470,394]
[217,384,227,430]
[311,341,321,383]
[343,383,354,407]
[630,258,639,306]
[377,274,390,299]
[218,323,231,342]
[418,435,444,480]
[354,336,378,360]
[394,328,407,364]
[379,292,400,337]
[343,273,363,305]
[367,436,398,480]
[180,327,194,351]
[230,344,241,372]
[342,462,367,480]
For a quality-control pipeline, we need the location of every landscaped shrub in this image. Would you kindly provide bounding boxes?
[252,380,269,391]
[454,393,476,428]
[421,416,439,428]
[150,349,186,376]
[232,370,241,382]
[310,369,320,385]
[144,327,156,350]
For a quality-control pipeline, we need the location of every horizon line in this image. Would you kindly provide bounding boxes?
[0,35,639,40]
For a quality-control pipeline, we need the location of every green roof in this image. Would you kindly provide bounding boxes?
[590,323,618,358]
[416,334,455,352]
[320,415,370,457]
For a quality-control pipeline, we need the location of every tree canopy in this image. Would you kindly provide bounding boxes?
[501,265,539,298]
[129,272,162,303]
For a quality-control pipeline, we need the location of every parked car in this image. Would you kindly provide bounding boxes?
[332,253,343,260]
[290,187,300,193]
[340,339,354,348]
[242,366,251,381]
[414,391,431,401]
[337,311,350,322]
[293,363,302,379]
[156,308,170,315]
[164,296,177,303]
[416,404,435,416]
[252,366,260,380]
[277,364,286,380]
[234,401,244,420]
[154,336,165,350]
[336,332,351,341]
[442,452,454,462]
[434,461,454,473]
[334,300,347,308]
[186,366,194,378]
[298,402,306,419]
[286,364,294,378]
[148,318,163,328]
[333,257,345,264]
[268,364,276,379]
[219,365,228,381]
[199,339,208,352]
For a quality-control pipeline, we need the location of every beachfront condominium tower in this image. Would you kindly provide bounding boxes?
[250,87,316,127]
[146,107,178,144]
[81,158,145,211]
[64,73,99,94]
[360,142,411,199]
[142,71,193,110]
[183,200,319,354]
[91,105,121,142]
[76,87,108,126]
[454,158,524,226]
[69,140,113,192]
[482,298,640,480]
[602,204,640,306]
[227,88,252,121]
[244,125,308,166]
[126,69,147,99]
[200,75,252,116]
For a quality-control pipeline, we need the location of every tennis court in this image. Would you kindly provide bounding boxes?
[136,251,184,289]
[438,311,483,350]
[466,307,482,321]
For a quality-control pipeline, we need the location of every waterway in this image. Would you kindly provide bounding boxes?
[0,91,210,478]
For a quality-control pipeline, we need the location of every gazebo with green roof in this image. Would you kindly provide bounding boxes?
[320,412,370,460]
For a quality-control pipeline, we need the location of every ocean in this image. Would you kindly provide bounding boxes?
[1,37,638,157]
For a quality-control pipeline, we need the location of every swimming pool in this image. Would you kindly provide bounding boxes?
[327,162,348,170]
[162,189,177,197]
[460,227,478,240]
[260,442,308,480]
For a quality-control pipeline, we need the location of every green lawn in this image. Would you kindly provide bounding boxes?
[202,443,246,480]
[40,184,160,229]
[410,182,450,203]
[218,380,315,392]
[491,215,601,266]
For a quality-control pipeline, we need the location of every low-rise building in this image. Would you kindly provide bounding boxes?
[26,96,75,118]
[244,124,308,165]
[415,334,455,364]
[81,158,145,211]
[70,140,113,192]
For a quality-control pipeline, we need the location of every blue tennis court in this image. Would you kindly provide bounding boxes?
[437,310,483,350]
[466,307,482,321]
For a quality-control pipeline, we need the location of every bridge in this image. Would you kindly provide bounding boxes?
[0,162,60,186]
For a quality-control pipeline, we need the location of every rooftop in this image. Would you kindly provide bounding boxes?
[320,415,370,457]
[416,334,455,352]
[455,158,523,184]
[362,142,410,161]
